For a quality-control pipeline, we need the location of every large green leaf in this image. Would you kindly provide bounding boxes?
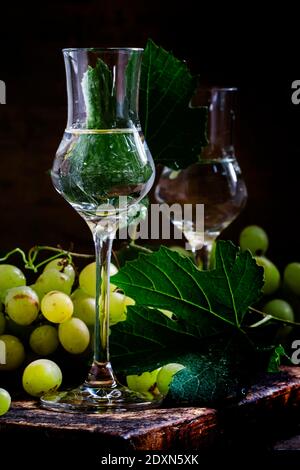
[81,58,115,128]
[111,241,264,334]
[168,350,240,406]
[109,241,266,405]
[167,339,282,406]
[111,320,251,405]
[140,39,208,169]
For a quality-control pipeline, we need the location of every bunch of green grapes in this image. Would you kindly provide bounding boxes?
[0,257,135,414]
[239,225,300,335]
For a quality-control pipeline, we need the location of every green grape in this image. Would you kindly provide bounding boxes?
[33,268,73,300]
[124,296,135,310]
[255,256,280,295]
[156,363,185,395]
[41,291,73,323]
[29,325,59,356]
[30,283,44,301]
[284,262,300,296]
[79,262,99,297]
[5,286,39,326]
[110,292,135,325]
[208,240,217,270]
[71,288,87,302]
[44,258,66,271]
[58,318,90,354]
[72,288,95,326]
[0,334,25,370]
[79,262,118,297]
[0,311,6,334]
[22,359,62,397]
[263,299,294,322]
[0,264,26,303]
[0,388,11,416]
[5,318,34,342]
[127,368,160,396]
[44,259,75,284]
[239,225,269,255]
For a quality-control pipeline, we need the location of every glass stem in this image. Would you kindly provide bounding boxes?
[195,242,213,270]
[85,220,117,389]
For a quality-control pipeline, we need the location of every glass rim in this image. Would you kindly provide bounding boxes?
[198,86,238,92]
[62,47,144,53]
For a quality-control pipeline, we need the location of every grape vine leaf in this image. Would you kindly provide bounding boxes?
[165,334,265,406]
[81,58,115,128]
[111,241,264,335]
[140,39,208,169]
[110,241,265,405]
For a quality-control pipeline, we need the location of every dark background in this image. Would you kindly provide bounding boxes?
[0,1,299,268]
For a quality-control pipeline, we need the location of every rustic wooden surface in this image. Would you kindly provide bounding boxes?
[1,366,300,454]
[0,401,218,452]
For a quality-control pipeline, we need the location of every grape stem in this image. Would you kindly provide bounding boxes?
[248,306,300,327]
[0,248,28,266]
[0,245,94,272]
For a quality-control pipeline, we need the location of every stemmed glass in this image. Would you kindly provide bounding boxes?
[41,48,159,411]
[155,87,248,268]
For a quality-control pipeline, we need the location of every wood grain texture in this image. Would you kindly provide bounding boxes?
[0,402,218,451]
[1,366,300,453]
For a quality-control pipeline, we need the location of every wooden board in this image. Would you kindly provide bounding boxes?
[1,366,300,456]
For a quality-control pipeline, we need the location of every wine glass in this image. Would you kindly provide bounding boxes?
[155,87,248,268]
[40,48,159,412]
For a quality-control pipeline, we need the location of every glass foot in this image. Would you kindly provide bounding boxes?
[40,384,162,413]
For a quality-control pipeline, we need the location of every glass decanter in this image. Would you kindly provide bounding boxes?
[155,87,248,268]
[41,48,158,412]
